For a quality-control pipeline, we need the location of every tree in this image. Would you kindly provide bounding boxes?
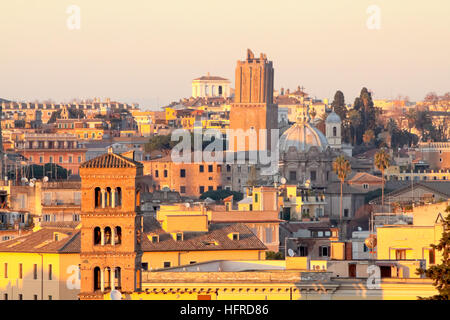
[266,251,284,260]
[332,155,351,239]
[363,129,375,146]
[374,148,391,208]
[144,135,177,154]
[416,206,450,300]
[309,107,317,120]
[348,109,361,145]
[331,90,347,120]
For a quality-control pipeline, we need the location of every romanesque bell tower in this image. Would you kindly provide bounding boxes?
[78,149,145,300]
[229,49,278,152]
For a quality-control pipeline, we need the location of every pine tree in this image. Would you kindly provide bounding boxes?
[417,205,450,300]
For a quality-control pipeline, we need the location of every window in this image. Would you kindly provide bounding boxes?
[254,193,259,203]
[299,246,308,257]
[164,170,168,178]
[4,294,7,300]
[18,294,23,300]
[59,156,63,163]
[429,249,435,264]
[217,165,222,172]
[344,209,349,217]
[333,126,337,137]
[208,186,213,191]
[48,295,52,300]
[176,233,183,241]
[78,156,82,163]
[226,165,231,172]
[155,170,159,178]
[232,233,239,241]
[49,156,53,163]
[310,170,316,181]
[319,246,330,257]
[199,165,204,173]
[190,261,197,264]
[163,262,171,268]
[42,214,50,222]
[39,156,44,163]
[180,186,186,194]
[141,263,148,271]
[324,231,331,237]
[208,165,213,172]
[363,183,369,189]
[363,244,369,252]
[33,264,38,279]
[395,249,406,260]
[19,263,22,279]
[4,263,7,278]
[151,235,158,243]
[68,156,73,163]
[180,169,186,178]
[289,171,297,181]
[317,231,324,237]
[34,295,38,300]
[199,186,205,194]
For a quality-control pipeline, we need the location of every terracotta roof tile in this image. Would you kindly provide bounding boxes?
[80,152,142,169]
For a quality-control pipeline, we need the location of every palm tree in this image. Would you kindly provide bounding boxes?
[375,148,391,208]
[332,155,351,239]
[363,129,375,146]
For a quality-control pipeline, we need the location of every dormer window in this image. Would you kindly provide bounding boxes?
[228,232,239,241]
[176,232,183,241]
[150,235,159,243]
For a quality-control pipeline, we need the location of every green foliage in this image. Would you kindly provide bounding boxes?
[265,251,284,260]
[47,108,85,124]
[144,135,177,153]
[199,190,244,202]
[416,206,450,300]
[331,90,347,120]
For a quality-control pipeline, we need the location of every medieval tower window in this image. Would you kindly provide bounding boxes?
[94,188,101,208]
[114,226,122,245]
[104,227,112,245]
[94,227,101,245]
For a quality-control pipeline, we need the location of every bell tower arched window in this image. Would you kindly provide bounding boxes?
[333,126,337,137]
[93,267,101,291]
[94,227,101,245]
[94,187,101,208]
[104,227,112,245]
[114,226,122,245]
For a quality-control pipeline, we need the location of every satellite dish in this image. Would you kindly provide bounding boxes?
[29,182,34,187]
[21,177,28,183]
[185,203,190,208]
[31,178,37,183]
[43,176,49,182]
[280,177,287,185]
[110,289,122,300]
[288,248,295,257]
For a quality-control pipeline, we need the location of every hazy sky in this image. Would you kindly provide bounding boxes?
[1,0,449,110]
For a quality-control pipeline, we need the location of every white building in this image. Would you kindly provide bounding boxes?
[192,73,231,98]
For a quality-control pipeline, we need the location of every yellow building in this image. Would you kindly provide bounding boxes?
[0,225,81,300]
[104,257,438,300]
[376,201,448,266]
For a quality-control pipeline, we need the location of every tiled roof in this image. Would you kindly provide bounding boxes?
[0,227,80,253]
[141,217,266,252]
[348,172,383,184]
[193,76,229,81]
[80,152,143,169]
[371,181,450,204]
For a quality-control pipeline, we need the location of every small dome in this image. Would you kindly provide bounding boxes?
[279,122,329,153]
[326,111,341,123]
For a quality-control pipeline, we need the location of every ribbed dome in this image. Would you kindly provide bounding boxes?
[326,111,341,123]
[279,122,329,153]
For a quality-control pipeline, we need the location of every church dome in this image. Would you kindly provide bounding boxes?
[279,105,329,153]
[326,111,341,123]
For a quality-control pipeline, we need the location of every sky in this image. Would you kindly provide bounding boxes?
[0,0,449,110]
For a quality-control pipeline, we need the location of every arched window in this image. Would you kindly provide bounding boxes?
[136,190,141,209]
[104,267,111,290]
[93,267,101,291]
[333,126,337,137]
[94,187,101,208]
[114,267,121,289]
[93,227,101,245]
[106,187,112,207]
[114,226,122,245]
[104,227,112,245]
[205,85,209,96]
[218,86,223,95]
[116,187,122,207]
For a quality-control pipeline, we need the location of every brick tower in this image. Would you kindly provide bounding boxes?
[78,149,145,300]
[229,49,278,152]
